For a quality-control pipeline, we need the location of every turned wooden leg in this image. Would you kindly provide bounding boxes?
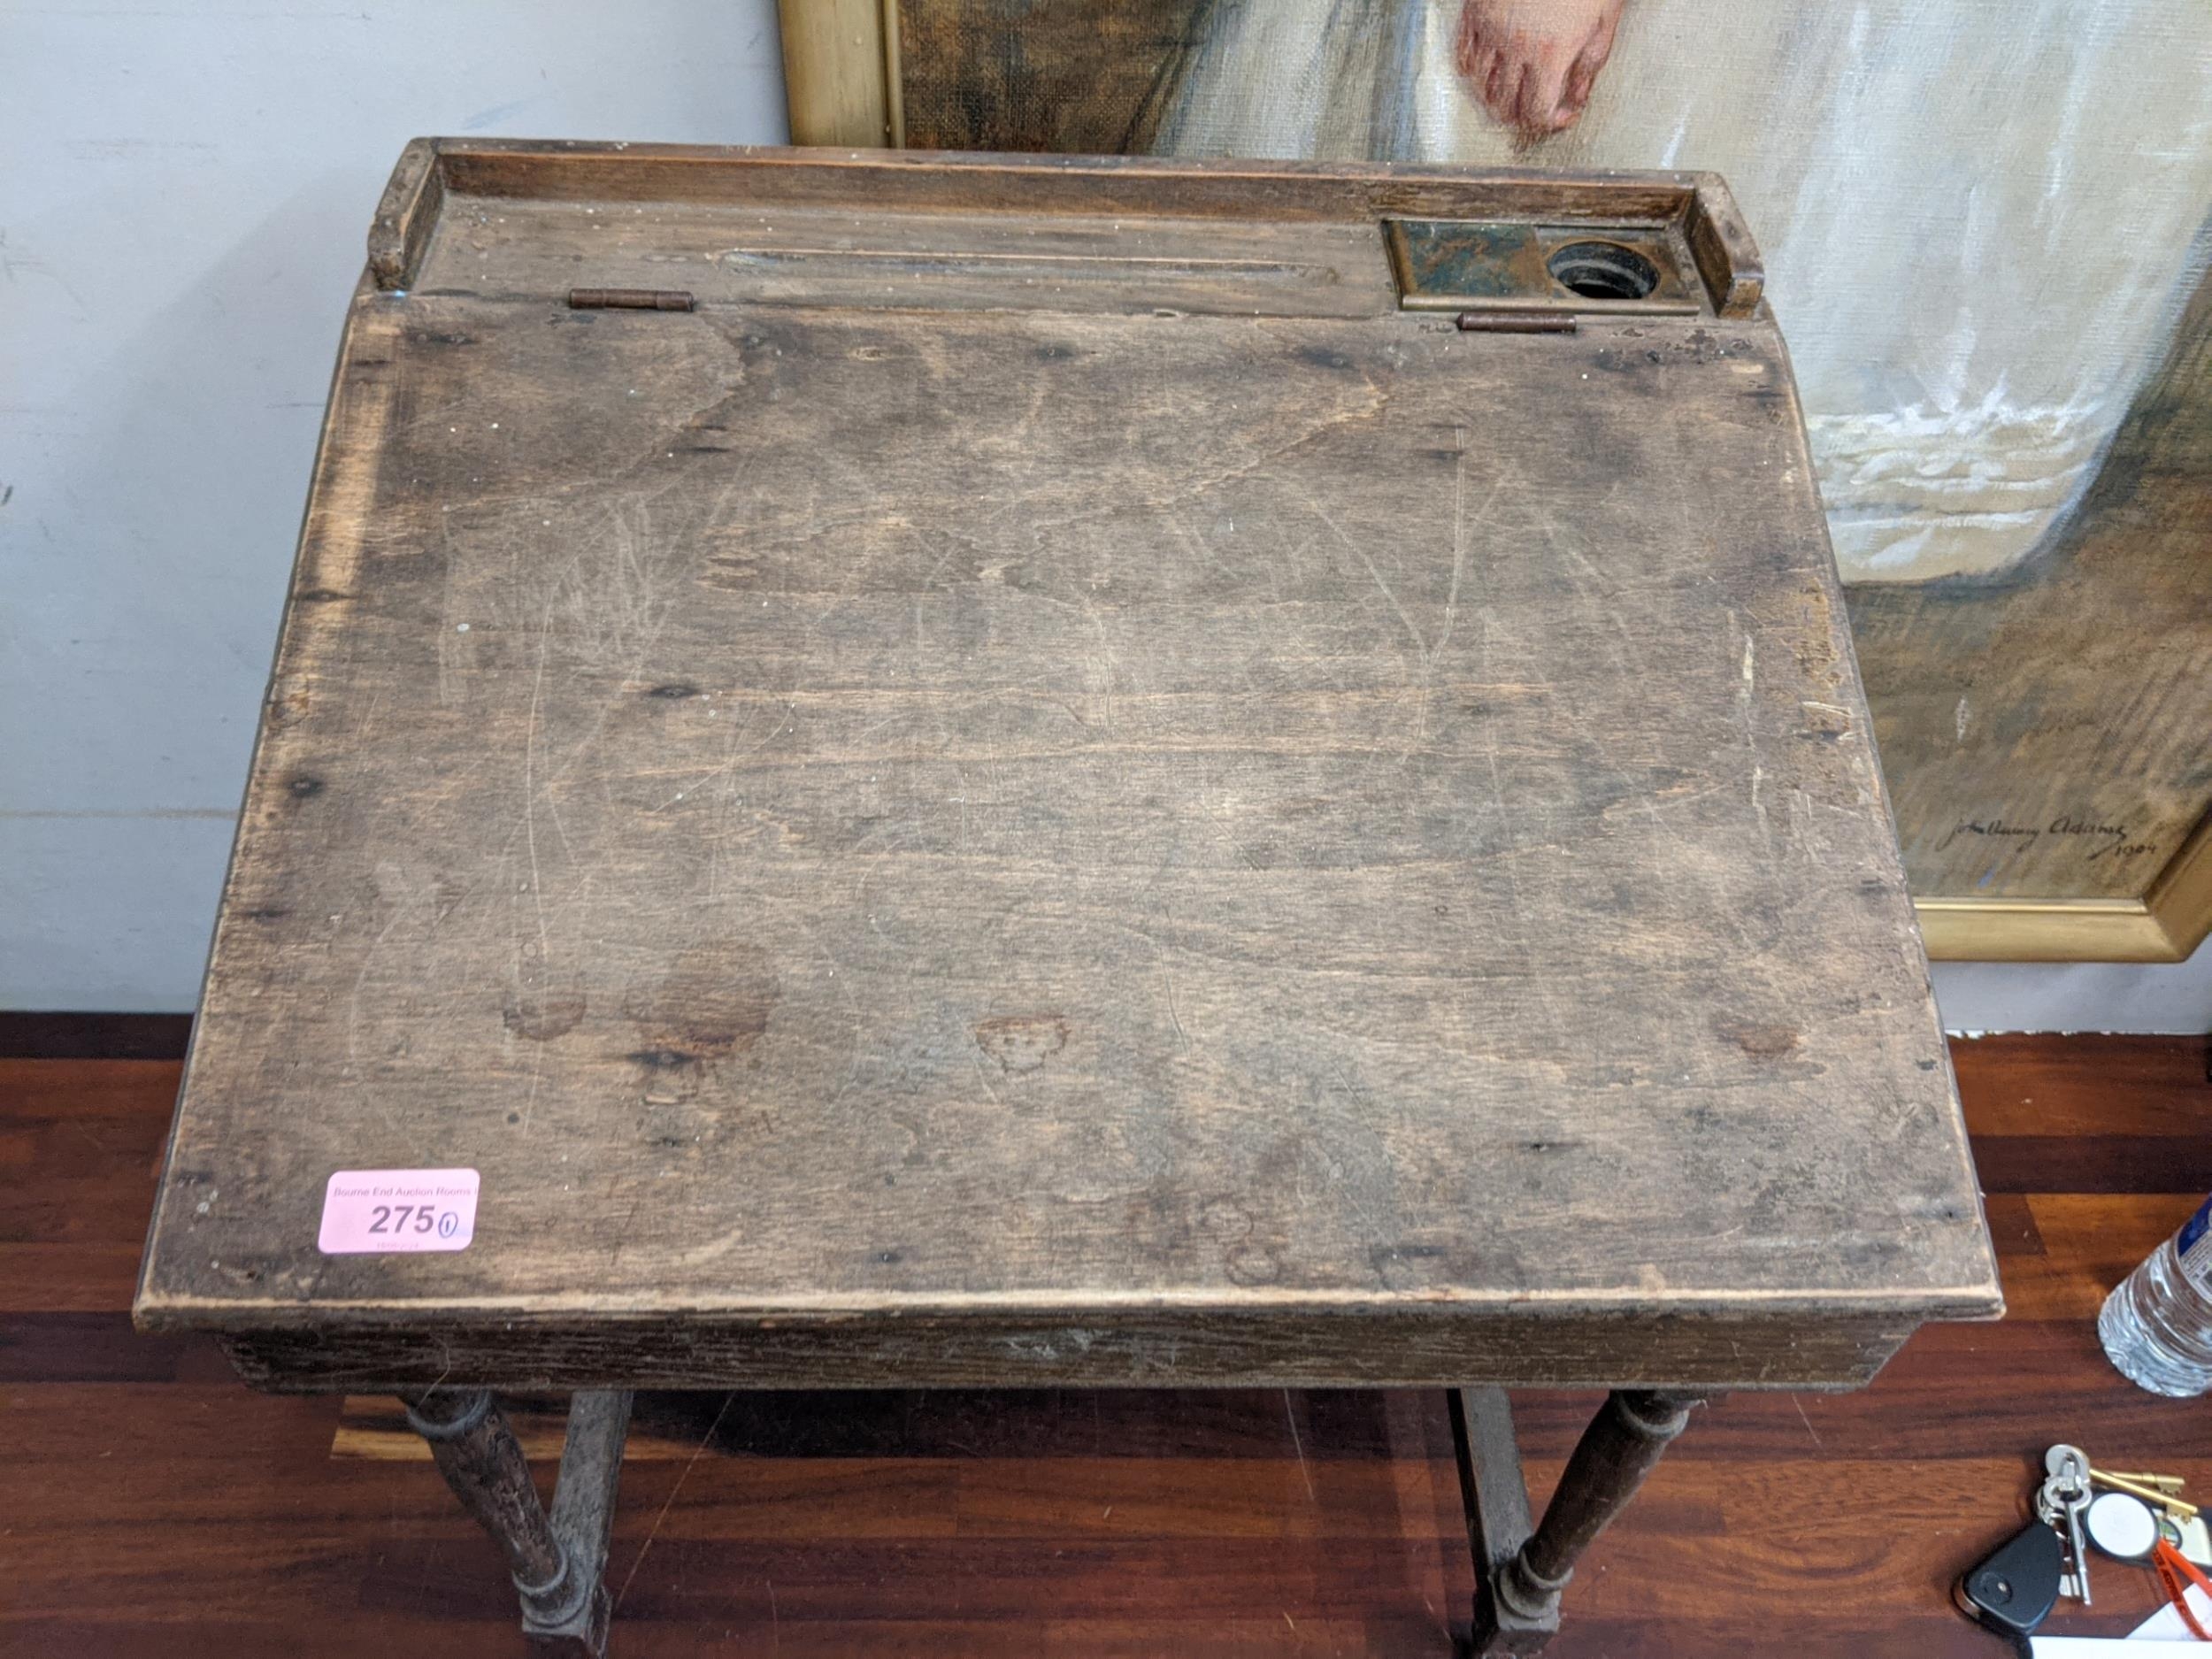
[403,1388,634,1657]
[1458,1387,1708,1656]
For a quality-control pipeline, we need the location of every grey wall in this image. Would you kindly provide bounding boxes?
[1,0,2203,1031]
[3,0,787,1008]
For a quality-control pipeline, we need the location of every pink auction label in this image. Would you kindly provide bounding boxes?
[318,1168,480,1255]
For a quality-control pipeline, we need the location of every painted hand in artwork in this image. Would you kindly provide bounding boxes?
[1454,0,1627,140]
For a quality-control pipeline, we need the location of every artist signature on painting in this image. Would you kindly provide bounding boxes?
[1935,814,2156,864]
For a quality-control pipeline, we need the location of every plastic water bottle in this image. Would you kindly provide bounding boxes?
[2100,1194,2212,1397]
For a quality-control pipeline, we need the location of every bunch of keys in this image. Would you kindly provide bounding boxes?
[2038,1444,2096,1605]
[1961,1444,2210,1651]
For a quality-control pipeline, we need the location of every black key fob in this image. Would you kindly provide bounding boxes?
[1956,1520,2063,1655]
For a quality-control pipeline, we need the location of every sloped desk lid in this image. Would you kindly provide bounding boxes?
[135,143,2000,1390]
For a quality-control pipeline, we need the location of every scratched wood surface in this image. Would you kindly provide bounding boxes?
[12,1030,2205,1655]
[134,144,1997,1391]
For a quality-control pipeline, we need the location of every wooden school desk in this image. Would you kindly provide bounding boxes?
[135,142,2001,1655]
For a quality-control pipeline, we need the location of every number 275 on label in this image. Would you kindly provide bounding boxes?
[319,1168,479,1255]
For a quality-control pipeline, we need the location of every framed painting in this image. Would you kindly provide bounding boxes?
[778,0,2212,963]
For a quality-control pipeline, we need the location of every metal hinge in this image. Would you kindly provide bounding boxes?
[566,288,695,312]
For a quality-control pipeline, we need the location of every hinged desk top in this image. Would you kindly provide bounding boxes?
[136,142,2001,1393]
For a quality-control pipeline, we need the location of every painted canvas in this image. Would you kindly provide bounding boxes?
[800,0,2212,956]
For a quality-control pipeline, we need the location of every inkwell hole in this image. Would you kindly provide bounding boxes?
[1547,241,1660,301]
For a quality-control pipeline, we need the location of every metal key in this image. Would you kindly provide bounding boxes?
[2104,1471,2187,1494]
[2047,1444,2096,1605]
[2036,1478,2081,1601]
[2089,1466,2199,1517]
[2039,1469,2094,1605]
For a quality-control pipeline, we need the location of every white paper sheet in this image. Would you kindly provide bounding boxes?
[2028,1580,2212,1651]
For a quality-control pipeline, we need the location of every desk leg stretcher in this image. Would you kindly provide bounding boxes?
[402,1388,634,1657]
[396,1385,1698,1655]
[1452,1386,1709,1655]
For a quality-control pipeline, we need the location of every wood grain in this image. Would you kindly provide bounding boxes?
[777,0,901,149]
[430,139,1705,228]
[368,135,443,291]
[420,197,1404,319]
[1682,173,1763,319]
[134,146,1991,1392]
[7,1033,2208,1655]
